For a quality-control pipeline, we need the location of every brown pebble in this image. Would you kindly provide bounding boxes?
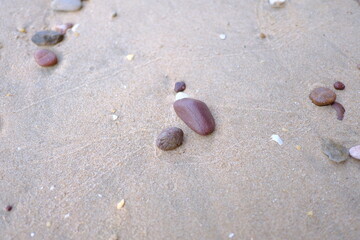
[331,102,345,120]
[357,64,360,70]
[259,33,266,39]
[174,98,215,136]
[156,127,184,151]
[5,205,12,212]
[333,81,345,90]
[174,81,186,92]
[34,49,58,67]
[309,87,336,106]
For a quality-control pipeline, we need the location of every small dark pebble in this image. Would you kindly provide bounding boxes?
[357,64,360,70]
[31,31,64,46]
[333,81,345,90]
[5,205,13,212]
[259,33,266,39]
[34,49,58,67]
[174,81,186,92]
[309,87,336,106]
[331,102,345,120]
[156,127,184,151]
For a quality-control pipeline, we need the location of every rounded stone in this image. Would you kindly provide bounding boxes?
[309,87,336,106]
[333,81,345,90]
[156,127,184,151]
[174,98,215,136]
[51,0,82,12]
[31,31,64,46]
[349,145,360,160]
[174,81,186,93]
[34,49,58,67]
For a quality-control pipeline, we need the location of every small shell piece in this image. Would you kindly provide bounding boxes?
[117,199,125,209]
[126,54,134,61]
[55,23,74,34]
[271,134,283,145]
[269,0,286,8]
[175,92,189,101]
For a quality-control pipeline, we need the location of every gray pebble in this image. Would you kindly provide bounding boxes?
[31,31,64,46]
[156,127,184,151]
[51,0,82,12]
[321,138,349,163]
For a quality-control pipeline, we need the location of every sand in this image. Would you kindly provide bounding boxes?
[1,0,360,239]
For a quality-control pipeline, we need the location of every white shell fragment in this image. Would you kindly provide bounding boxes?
[219,34,226,40]
[117,199,125,209]
[269,0,286,8]
[175,92,189,101]
[271,134,283,145]
[111,114,118,121]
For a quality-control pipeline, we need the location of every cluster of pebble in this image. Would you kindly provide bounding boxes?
[310,83,360,162]
[309,81,346,120]
[32,0,83,67]
[156,82,215,151]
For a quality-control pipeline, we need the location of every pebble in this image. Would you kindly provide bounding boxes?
[55,23,73,34]
[34,49,58,67]
[309,87,336,106]
[269,0,286,8]
[174,81,186,92]
[357,64,360,70]
[349,145,360,160]
[333,81,345,90]
[174,98,215,136]
[259,33,266,39]
[51,0,82,12]
[31,31,64,46]
[5,205,13,212]
[219,34,226,40]
[156,127,184,151]
[111,11,118,18]
[321,138,349,163]
[331,102,345,120]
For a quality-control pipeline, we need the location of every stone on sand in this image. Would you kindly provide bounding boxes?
[51,0,82,12]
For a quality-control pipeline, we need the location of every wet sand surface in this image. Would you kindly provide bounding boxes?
[0,0,360,239]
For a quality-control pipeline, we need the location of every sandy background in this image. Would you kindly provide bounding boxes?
[1,0,360,239]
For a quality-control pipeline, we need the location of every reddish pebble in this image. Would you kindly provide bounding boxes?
[5,205,12,212]
[331,102,345,120]
[55,23,73,34]
[174,81,186,92]
[333,81,345,90]
[174,98,215,136]
[309,87,336,106]
[34,49,58,67]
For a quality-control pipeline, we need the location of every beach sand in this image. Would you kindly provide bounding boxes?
[0,0,359,239]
